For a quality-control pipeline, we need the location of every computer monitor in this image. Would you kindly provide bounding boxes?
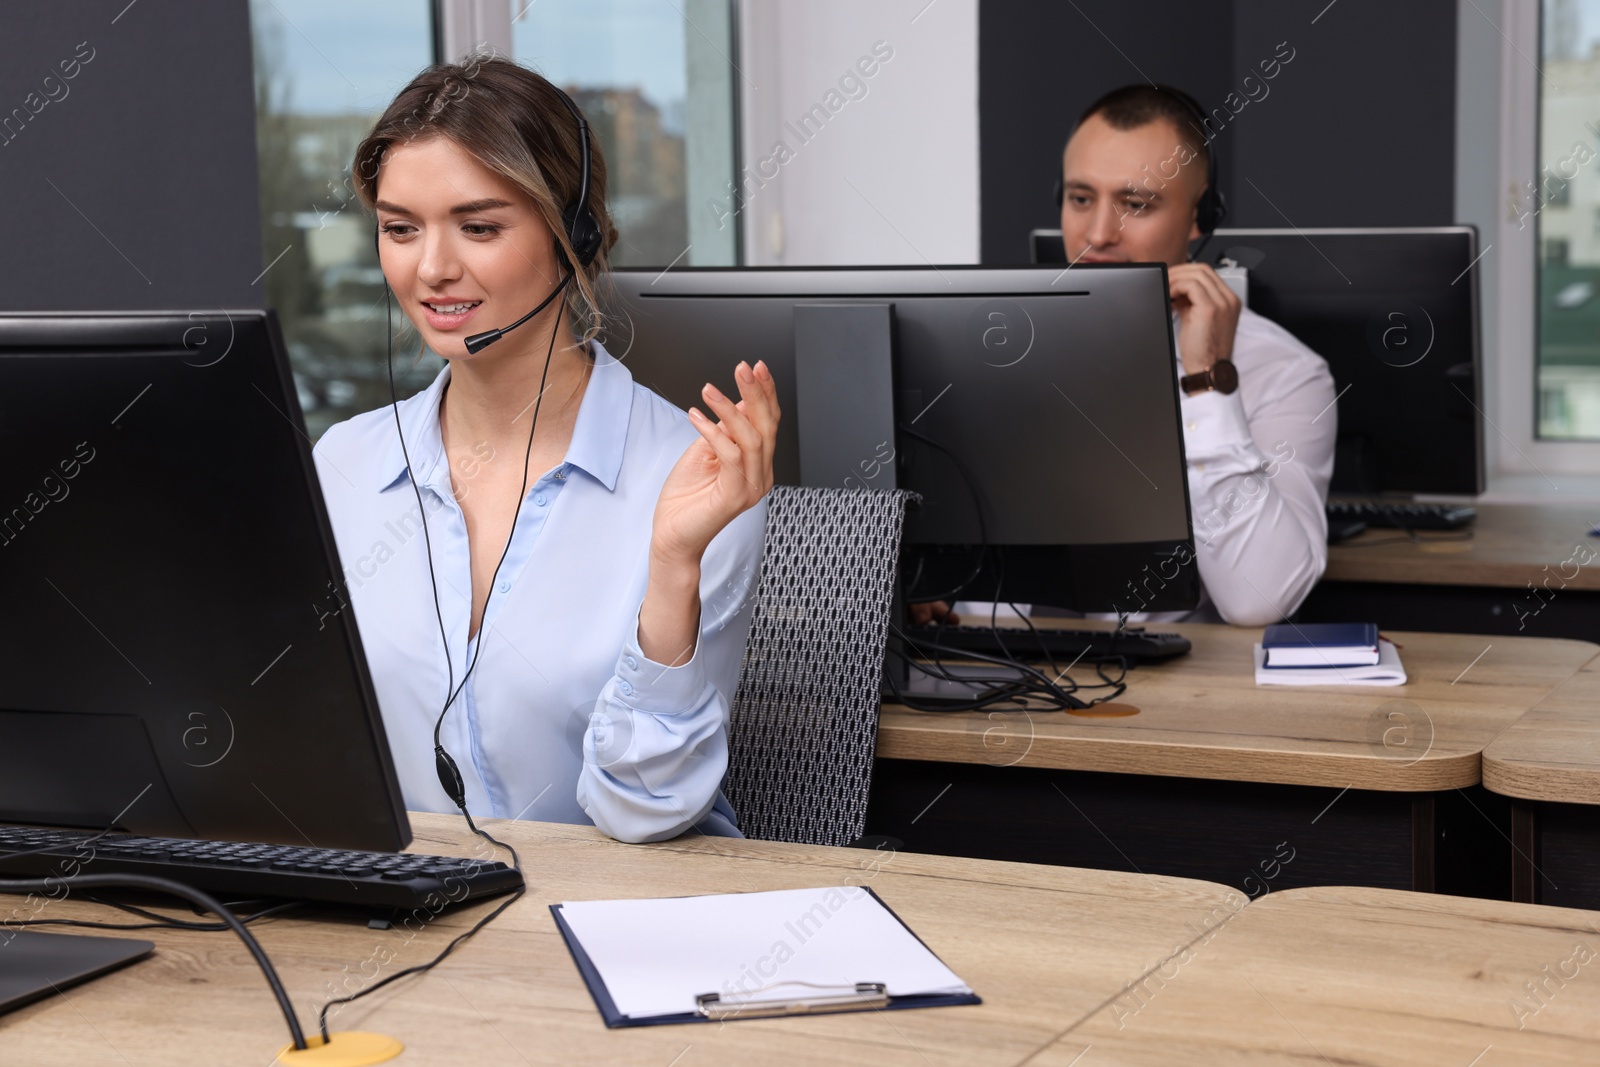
[1196,227,1484,497]
[1030,226,1486,497]
[0,310,410,851]
[599,266,1198,613]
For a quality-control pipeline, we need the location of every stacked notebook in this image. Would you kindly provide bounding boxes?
[1253,622,1407,686]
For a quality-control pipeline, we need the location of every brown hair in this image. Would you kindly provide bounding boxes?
[1074,84,1210,175]
[352,52,618,342]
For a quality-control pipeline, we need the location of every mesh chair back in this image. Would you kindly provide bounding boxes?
[723,485,913,846]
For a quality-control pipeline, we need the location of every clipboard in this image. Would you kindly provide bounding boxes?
[550,886,981,1028]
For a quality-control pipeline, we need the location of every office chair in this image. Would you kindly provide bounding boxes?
[722,485,915,847]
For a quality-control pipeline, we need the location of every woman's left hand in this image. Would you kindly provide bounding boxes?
[651,360,780,568]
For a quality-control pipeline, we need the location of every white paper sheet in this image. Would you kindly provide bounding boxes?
[557,885,971,1019]
[1253,638,1408,686]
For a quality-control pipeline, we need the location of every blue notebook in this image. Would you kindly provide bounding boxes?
[1261,622,1380,668]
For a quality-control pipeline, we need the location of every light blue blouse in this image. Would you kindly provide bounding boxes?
[311,341,766,843]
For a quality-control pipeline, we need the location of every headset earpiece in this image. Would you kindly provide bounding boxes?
[559,201,603,271]
[550,86,602,272]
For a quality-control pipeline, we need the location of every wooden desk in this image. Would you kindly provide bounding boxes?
[1033,885,1600,1065]
[866,624,1597,899]
[4,814,1247,1066]
[1484,660,1600,909]
[1304,502,1600,639]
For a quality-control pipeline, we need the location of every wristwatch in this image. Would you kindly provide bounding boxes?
[1180,358,1239,397]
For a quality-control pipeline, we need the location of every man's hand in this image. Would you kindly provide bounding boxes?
[908,601,960,627]
[1168,262,1242,378]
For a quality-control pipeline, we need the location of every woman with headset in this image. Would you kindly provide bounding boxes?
[313,56,778,843]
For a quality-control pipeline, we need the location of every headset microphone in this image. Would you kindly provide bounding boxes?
[461,271,573,354]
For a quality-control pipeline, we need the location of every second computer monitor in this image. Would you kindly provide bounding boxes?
[600,266,1197,614]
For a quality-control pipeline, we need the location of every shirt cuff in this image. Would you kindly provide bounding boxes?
[611,617,710,716]
[1180,388,1255,458]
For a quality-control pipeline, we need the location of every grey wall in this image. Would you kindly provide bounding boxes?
[979,0,1459,263]
[0,1,264,311]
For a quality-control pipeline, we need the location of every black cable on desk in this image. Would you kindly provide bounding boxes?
[0,872,308,1051]
[887,634,1129,713]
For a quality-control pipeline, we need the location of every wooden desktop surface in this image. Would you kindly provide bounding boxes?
[878,622,1598,791]
[1325,502,1600,589]
[4,814,1248,1066]
[1031,884,1600,1066]
[1485,657,1600,804]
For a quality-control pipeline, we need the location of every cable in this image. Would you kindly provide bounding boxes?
[0,872,307,1051]
[892,627,1133,713]
[898,424,990,605]
[883,641,1127,714]
[387,272,570,811]
[316,876,524,1042]
[340,270,549,1041]
[892,425,1133,713]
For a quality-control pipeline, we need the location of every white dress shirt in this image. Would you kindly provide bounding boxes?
[959,305,1336,627]
[311,341,766,843]
[1144,305,1338,625]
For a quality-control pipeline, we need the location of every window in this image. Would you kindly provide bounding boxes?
[510,0,738,268]
[249,0,740,440]
[1537,0,1600,439]
[249,0,438,440]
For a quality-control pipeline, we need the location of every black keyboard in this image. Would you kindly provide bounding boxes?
[903,624,1191,664]
[0,826,524,910]
[1326,499,1477,531]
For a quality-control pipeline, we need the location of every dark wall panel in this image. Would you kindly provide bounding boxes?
[1228,0,1457,228]
[978,0,1460,260]
[1,2,264,311]
[978,0,1236,264]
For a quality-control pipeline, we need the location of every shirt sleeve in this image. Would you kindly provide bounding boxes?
[1182,336,1337,627]
[575,497,767,843]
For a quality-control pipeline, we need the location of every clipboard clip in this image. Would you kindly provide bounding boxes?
[695,981,889,1020]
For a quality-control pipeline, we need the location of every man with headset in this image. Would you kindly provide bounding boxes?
[939,85,1336,627]
[1061,84,1336,625]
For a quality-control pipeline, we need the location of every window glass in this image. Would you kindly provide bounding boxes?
[512,0,737,267]
[1539,0,1600,438]
[249,0,437,440]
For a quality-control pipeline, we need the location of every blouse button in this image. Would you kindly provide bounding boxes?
[624,655,638,670]
[534,493,548,507]
[618,680,635,696]
[498,580,510,594]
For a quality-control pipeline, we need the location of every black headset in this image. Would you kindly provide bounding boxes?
[375,80,600,814]
[1053,84,1228,239]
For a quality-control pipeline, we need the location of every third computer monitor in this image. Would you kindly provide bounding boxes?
[1196,227,1484,497]
[1032,226,1485,497]
[600,266,1198,614]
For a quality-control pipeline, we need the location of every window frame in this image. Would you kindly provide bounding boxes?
[1483,0,1600,475]
[437,0,741,266]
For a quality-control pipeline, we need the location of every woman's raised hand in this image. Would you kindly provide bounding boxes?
[650,360,781,568]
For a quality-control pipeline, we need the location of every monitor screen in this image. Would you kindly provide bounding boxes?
[0,311,409,850]
[600,266,1198,613]
[1197,227,1484,497]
